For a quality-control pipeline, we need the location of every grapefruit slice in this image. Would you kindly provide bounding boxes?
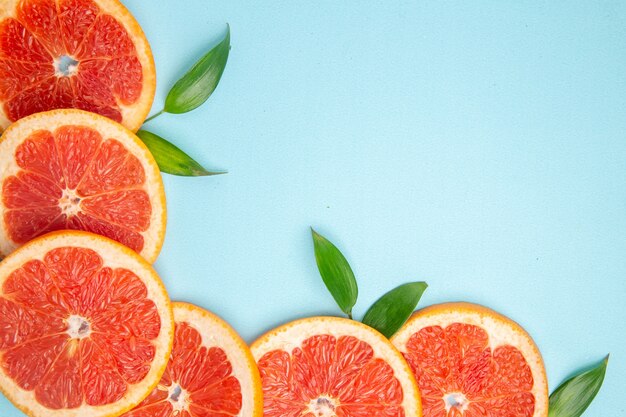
[251,316,421,417]
[0,109,166,262]
[0,230,174,417]
[122,302,263,417]
[0,0,156,131]
[391,302,549,417]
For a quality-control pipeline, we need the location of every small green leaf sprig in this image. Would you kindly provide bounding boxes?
[311,228,426,336]
[310,227,608,416]
[311,229,358,319]
[549,356,608,417]
[139,25,231,176]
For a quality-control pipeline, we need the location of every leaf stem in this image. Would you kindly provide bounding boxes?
[144,109,165,123]
[347,312,353,320]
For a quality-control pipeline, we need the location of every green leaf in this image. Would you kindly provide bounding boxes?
[548,355,609,417]
[311,228,358,318]
[137,130,225,176]
[362,282,427,338]
[164,25,231,114]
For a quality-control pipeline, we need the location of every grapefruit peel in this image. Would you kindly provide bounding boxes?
[122,302,263,417]
[392,302,549,417]
[0,0,156,132]
[0,109,167,262]
[251,316,422,417]
[0,230,174,417]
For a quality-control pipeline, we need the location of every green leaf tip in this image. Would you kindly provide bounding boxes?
[164,24,231,114]
[311,228,358,317]
[362,281,428,338]
[548,355,609,417]
[137,130,225,177]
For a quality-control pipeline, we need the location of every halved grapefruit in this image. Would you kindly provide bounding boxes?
[251,316,421,417]
[0,0,156,131]
[391,302,549,417]
[0,109,166,262]
[0,230,174,417]
[122,302,263,417]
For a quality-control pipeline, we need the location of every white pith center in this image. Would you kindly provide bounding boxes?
[59,188,82,217]
[444,392,469,413]
[307,396,339,417]
[168,384,189,412]
[66,315,91,339]
[54,55,79,77]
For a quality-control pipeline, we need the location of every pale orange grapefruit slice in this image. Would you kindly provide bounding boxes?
[0,109,166,262]
[0,0,156,131]
[251,316,421,417]
[0,230,174,417]
[391,302,549,417]
[122,302,263,417]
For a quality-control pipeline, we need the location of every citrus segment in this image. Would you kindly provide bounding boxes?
[0,231,173,417]
[391,302,549,417]
[122,302,263,417]
[251,317,421,417]
[0,0,156,131]
[0,109,166,262]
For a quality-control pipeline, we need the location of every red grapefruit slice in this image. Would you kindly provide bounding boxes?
[0,230,174,417]
[0,109,166,262]
[251,316,421,417]
[122,302,263,417]
[0,0,156,131]
[391,302,549,417]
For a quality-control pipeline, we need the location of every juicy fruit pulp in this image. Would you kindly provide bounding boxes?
[0,246,162,409]
[404,322,535,417]
[0,0,145,126]
[2,124,151,253]
[123,321,243,417]
[257,334,407,417]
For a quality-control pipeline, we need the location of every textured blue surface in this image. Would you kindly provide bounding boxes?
[2,1,625,416]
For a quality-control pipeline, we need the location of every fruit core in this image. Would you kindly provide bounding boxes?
[66,314,91,339]
[444,392,469,413]
[54,55,79,77]
[58,188,82,217]
[307,396,339,417]
[168,383,189,412]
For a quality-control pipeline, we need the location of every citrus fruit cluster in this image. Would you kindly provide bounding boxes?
[0,1,263,416]
[0,232,263,417]
[0,1,555,417]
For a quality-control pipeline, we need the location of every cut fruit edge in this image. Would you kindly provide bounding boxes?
[0,0,156,132]
[391,302,549,417]
[0,230,174,417]
[170,302,264,417]
[251,316,422,417]
[0,109,166,263]
[92,0,156,131]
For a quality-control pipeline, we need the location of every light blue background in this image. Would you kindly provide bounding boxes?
[2,1,625,416]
